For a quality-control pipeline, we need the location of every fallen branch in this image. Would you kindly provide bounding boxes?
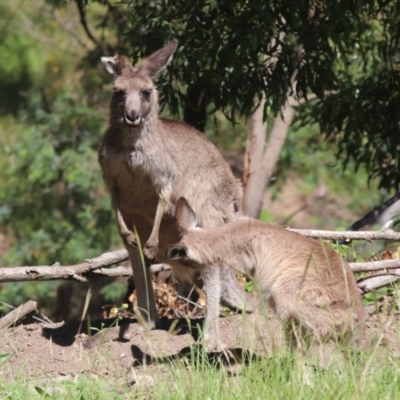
[2,245,400,283]
[0,249,129,283]
[1,254,400,293]
[288,228,400,241]
[349,259,400,272]
[0,259,173,283]
[357,272,400,293]
[87,266,132,278]
[0,300,37,330]
[87,264,172,278]
[0,228,400,289]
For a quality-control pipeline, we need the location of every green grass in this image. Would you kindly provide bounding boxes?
[0,375,128,399]
[148,355,395,400]
[1,344,400,399]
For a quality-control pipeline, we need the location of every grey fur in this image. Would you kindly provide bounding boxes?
[168,197,365,351]
[99,40,248,351]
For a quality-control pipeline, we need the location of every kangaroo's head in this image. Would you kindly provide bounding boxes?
[101,40,178,128]
[166,197,209,264]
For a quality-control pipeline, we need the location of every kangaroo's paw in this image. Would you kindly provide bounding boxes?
[144,241,158,261]
[120,230,138,249]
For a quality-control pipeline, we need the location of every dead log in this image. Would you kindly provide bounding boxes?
[288,228,400,241]
[349,259,400,272]
[0,249,129,283]
[0,300,37,329]
[0,262,172,283]
[357,272,400,293]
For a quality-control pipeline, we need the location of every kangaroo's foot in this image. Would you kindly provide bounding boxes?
[204,335,228,353]
[143,240,158,261]
[120,229,138,249]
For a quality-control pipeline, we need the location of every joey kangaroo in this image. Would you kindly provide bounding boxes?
[167,197,365,351]
[99,40,249,351]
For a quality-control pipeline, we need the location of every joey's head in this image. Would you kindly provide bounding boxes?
[166,197,209,265]
[101,40,178,128]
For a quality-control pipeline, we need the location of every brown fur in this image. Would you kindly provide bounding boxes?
[99,41,248,350]
[167,198,365,351]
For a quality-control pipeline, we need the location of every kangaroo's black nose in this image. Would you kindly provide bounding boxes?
[124,112,141,126]
[166,244,189,260]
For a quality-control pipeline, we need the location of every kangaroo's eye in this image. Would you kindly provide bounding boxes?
[140,90,151,101]
[113,89,125,96]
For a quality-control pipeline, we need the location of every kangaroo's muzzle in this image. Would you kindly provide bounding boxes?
[166,244,189,260]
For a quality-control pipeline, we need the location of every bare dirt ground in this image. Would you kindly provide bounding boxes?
[1,301,399,387]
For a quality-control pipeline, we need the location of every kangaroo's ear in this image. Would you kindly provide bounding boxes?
[166,244,189,260]
[139,39,178,78]
[175,197,197,233]
[101,55,133,76]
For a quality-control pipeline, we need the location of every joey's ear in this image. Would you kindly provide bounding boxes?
[175,197,197,233]
[166,244,189,260]
[139,39,178,78]
[101,55,133,76]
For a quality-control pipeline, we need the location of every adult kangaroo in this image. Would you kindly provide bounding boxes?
[167,197,365,351]
[99,40,249,351]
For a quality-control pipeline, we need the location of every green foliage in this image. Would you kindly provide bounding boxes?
[0,353,11,365]
[244,279,254,294]
[306,70,400,190]
[0,2,70,115]
[99,281,126,302]
[259,209,275,222]
[82,0,400,190]
[363,286,391,307]
[0,89,117,266]
[0,281,58,315]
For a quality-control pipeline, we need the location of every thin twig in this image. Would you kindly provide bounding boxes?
[75,0,99,47]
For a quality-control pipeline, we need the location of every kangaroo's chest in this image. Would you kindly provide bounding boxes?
[100,142,179,242]
[102,137,174,185]
[129,143,173,185]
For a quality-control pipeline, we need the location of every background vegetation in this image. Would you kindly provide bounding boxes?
[0,0,398,319]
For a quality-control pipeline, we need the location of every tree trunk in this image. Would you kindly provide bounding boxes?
[243,100,295,218]
[242,97,267,218]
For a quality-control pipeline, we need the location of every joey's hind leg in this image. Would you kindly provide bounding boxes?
[220,264,254,313]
